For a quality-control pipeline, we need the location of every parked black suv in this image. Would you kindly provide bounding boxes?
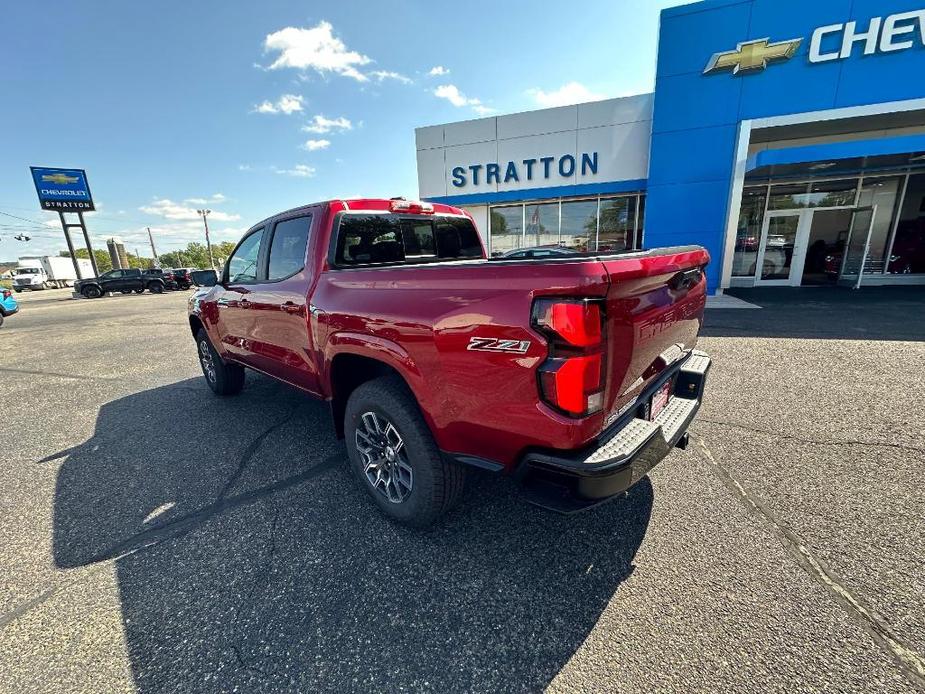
[172,268,194,290]
[75,268,167,298]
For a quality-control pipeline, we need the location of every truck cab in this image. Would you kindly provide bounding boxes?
[12,263,46,292]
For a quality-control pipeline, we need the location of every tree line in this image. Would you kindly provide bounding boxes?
[60,240,237,273]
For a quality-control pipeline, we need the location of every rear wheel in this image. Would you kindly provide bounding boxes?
[82,285,101,299]
[196,328,244,396]
[148,282,164,294]
[345,376,465,527]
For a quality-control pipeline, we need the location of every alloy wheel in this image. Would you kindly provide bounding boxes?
[198,339,216,383]
[355,411,413,504]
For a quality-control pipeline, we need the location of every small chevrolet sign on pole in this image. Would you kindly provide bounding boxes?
[29,166,99,280]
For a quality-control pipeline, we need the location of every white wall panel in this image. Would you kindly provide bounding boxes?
[578,93,654,129]
[416,148,447,199]
[577,120,652,182]
[444,118,497,147]
[498,106,578,140]
[416,125,444,150]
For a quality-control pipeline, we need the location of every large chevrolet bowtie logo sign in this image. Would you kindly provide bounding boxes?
[704,38,803,75]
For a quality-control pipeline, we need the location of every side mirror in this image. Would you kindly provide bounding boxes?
[190,269,219,287]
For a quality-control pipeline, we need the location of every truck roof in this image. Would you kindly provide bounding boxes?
[248,198,468,231]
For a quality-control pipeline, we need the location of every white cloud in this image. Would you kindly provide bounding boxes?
[369,70,412,84]
[434,84,493,114]
[139,199,240,222]
[183,193,227,204]
[301,114,353,134]
[428,65,449,76]
[528,81,605,107]
[253,93,305,114]
[274,164,316,178]
[302,139,331,151]
[237,164,252,171]
[263,22,371,81]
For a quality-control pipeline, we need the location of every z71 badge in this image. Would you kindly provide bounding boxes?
[467,337,532,354]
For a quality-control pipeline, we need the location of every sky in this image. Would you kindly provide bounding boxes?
[0,0,689,260]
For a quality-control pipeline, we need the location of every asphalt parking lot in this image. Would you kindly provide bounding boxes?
[1,286,923,693]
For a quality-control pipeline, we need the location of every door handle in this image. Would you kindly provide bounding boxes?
[281,302,301,314]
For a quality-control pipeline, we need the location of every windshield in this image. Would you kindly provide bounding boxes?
[15,268,40,275]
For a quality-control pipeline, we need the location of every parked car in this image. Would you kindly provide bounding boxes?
[0,288,19,327]
[74,268,166,298]
[189,198,711,526]
[172,268,194,289]
[143,268,179,290]
[500,246,584,260]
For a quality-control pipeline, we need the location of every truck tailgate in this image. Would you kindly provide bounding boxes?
[599,246,709,428]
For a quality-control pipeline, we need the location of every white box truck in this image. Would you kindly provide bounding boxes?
[12,256,93,291]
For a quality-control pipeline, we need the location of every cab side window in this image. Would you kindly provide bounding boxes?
[268,216,311,280]
[227,228,264,284]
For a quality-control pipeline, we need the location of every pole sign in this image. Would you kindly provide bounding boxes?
[29,167,95,211]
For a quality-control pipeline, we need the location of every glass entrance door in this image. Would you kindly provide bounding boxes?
[838,206,878,289]
[756,211,806,286]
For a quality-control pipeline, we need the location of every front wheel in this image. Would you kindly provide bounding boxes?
[345,376,465,527]
[148,282,164,294]
[196,328,244,396]
[82,285,102,299]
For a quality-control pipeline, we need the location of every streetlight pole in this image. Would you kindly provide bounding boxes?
[197,209,215,269]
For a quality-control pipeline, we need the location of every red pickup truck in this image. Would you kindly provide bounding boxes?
[189,198,711,526]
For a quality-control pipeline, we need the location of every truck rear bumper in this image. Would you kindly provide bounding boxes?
[517,350,711,514]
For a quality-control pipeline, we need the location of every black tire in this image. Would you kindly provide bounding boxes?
[0,314,4,328]
[196,328,244,396]
[120,289,132,294]
[148,282,164,294]
[82,285,101,299]
[134,288,145,294]
[344,375,465,527]
[13,288,20,293]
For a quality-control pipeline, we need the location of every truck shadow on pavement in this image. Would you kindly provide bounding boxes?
[49,374,653,693]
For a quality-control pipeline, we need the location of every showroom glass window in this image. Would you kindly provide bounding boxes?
[227,228,264,283]
[559,200,598,252]
[268,216,311,280]
[524,202,559,248]
[768,179,858,210]
[856,176,903,274]
[598,197,637,252]
[489,206,524,256]
[732,188,767,277]
[890,173,925,275]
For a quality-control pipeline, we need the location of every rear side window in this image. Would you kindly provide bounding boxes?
[335,215,482,267]
[227,228,264,283]
[268,215,311,279]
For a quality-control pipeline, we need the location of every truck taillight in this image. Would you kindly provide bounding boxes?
[390,199,434,214]
[532,299,606,417]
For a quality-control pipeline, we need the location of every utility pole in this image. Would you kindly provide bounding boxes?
[197,209,215,269]
[147,227,159,266]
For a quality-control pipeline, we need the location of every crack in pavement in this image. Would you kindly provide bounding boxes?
[693,433,925,692]
[698,418,925,456]
[217,407,300,501]
[0,366,121,382]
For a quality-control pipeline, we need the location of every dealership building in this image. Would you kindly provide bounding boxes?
[415,0,925,293]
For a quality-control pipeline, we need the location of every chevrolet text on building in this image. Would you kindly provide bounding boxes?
[707,9,925,75]
[416,0,925,293]
[451,152,599,188]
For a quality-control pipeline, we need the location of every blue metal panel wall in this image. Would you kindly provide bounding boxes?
[648,0,925,291]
